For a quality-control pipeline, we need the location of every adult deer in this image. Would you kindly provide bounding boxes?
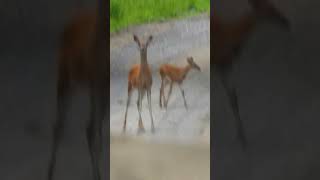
[122,35,155,134]
[213,0,291,149]
[47,3,108,180]
[159,57,201,110]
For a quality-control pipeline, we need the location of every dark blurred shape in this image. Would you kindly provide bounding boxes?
[47,0,108,180]
[24,120,41,137]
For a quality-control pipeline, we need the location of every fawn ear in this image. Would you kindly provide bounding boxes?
[133,34,141,47]
[146,35,153,46]
[187,57,194,64]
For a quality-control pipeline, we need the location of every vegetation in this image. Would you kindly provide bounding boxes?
[110,0,210,33]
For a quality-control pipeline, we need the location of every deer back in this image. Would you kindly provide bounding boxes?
[58,10,98,84]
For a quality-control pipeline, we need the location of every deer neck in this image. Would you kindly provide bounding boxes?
[139,51,149,71]
[182,65,192,79]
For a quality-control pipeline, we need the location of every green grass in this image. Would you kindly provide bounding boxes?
[110,0,210,33]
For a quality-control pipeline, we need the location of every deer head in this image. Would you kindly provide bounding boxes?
[133,34,153,57]
[187,57,201,71]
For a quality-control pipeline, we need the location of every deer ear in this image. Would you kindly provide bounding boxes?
[146,35,153,46]
[133,34,141,47]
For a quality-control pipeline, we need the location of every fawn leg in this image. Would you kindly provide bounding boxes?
[178,84,188,110]
[165,82,173,109]
[159,78,164,108]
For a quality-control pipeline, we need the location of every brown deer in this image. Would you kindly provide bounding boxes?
[122,34,155,134]
[159,57,201,110]
[212,0,291,149]
[47,3,108,180]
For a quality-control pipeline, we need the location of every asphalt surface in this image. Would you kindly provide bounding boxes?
[110,135,210,180]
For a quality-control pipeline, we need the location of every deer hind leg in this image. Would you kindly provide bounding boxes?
[147,89,155,133]
[137,89,145,134]
[165,82,173,109]
[178,84,188,110]
[48,66,69,180]
[123,84,133,133]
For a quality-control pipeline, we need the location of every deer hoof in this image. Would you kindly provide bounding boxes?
[151,127,156,134]
[137,128,145,135]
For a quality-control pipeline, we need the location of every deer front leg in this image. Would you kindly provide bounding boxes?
[136,89,145,134]
[165,82,173,109]
[178,84,188,110]
[147,89,155,133]
[123,88,132,133]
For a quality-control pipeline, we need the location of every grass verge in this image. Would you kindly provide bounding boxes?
[110,0,210,33]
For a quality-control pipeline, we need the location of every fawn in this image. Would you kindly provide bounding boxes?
[159,57,201,110]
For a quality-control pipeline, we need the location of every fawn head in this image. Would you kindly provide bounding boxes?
[133,34,153,55]
[187,57,201,71]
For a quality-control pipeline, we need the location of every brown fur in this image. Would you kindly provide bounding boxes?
[159,57,201,109]
[128,64,152,92]
[123,35,155,134]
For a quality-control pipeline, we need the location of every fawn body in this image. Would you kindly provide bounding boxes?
[159,57,201,109]
[213,0,291,149]
[48,5,108,180]
[123,35,155,134]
